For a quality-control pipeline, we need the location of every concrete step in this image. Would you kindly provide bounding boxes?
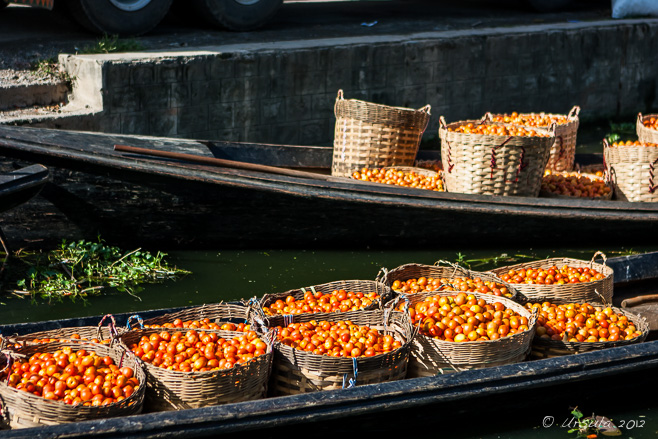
[0,80,70,111]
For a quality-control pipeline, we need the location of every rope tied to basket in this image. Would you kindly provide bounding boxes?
[126,314,144,331]
[1,351,12,381]
[489,136,514,179]
[648,157,658,193]
[342,357,358,389]
[589,251,608,269]
[556,136,565,161]
[98,314,119,342]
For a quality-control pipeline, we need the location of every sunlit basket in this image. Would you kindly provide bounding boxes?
[604,138,658,202]
[637,113,658,145]
[118,327,273,411]
[267,309,414,395]
[138,300,264,333]
[379,260,518,301]
[439,116,556,196]
[529,306,649,359]
[488,106,580,172]
[332,89,431,177]
[396,290,536,377]
[259,280,392,316]
[4,315,120,350]
[489,252,614,305]
[0,341,145,429]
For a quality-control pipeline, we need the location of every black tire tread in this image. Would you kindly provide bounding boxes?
[64,0,173,36]
[190,0,282,31]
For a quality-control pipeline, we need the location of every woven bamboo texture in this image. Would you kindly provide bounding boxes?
[332,89,431,177]
[267,309,414,395]
[5,326,118,350]
[530,307,649,359]
[490,253,614,305]
[439,117,555,196]
[140,301,262,331]
[604,138,658,202]
[489,107,579,172]
[0,341,145,429]
[259,280,392,315]
[637,113,658,144]
[401,291,536,376]
[379,261,518,301]
[118,328,272,411]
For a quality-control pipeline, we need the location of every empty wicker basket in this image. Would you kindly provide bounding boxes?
[332,90,431,177]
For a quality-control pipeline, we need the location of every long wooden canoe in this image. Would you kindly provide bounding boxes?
[0,251,657,438]
[0,164,49,215]
[0,124,657,250]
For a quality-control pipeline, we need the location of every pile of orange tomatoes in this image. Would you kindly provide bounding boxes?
[263,289,380,315]
[491,112,569,127]
[351,167,444,192]
[128,329,268,372]
[528,302,643,343]
[448,122,548,137]
[400,292,530,342]
[498,265,605,285]
[390,276,511,297]
[274,319,402,358]
[145,317,250,332]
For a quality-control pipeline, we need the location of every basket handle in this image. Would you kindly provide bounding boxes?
[439,115,447,129]
[589,251,607,268]
[337,89,344,100]
[98,314,119,341]
[593,288,610,307]
[418,104,432,115]
[548,121,558,137]
[480,112,494,124]
[568,106,581,119]
[375,267,389,284]
[342,357,358,389]
[433,259,469,277]
[637,112,643,125]
[126,314,145,331]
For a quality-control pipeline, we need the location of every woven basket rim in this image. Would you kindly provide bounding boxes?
[439,117,557,139]
[487,106,580,128]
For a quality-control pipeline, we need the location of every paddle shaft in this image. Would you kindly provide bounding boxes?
[113,144,332,181]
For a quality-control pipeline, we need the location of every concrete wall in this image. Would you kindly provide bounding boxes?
[49,18,658,145]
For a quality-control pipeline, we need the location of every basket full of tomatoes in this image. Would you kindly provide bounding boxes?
[636,112,658,145]
[380,261,517,300]
[119,327,273,411]
[438,115,556,196]
[0,341,145,429]
[527,301,649,359]
[266,309,414,395]
[490,252,614,304]
[396,289,536,377]
[489,107,580,172]
[260,280,391,316]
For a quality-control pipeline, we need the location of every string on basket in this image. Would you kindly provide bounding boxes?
[1,351,12,382]
[489,136,514,179]
[342,357,358,389]
[556,136,565,161]
[284,314,294,327]
[248,297,267,333]
[98,314,119,340]
[648,157,658,193]
[126,314,144,331]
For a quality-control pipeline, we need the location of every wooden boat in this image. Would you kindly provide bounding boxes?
[0,124,657,250]
[0,164,49,215]
[0,251,657,438]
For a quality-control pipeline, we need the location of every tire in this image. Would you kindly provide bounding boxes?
[526,0,574,12]
[191,0,283,31]
[64,0,174,36]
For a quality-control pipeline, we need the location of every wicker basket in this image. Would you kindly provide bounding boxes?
[5,315,120,349]
[604,138,658,202]
[489,252,614,305]
[139,301,264,332]
[530,306,649,359]
[0,341,145,429]
[259,280,392,316]
[636,113,658,144]
[379,260,518,301]
[439,116,556,196]
[118,327,272,411]
[398,291,536,377]
[332,90,431,177]
[489,107,580,172]
[267,309,413,395]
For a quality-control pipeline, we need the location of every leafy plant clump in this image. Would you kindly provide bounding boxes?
[7,239,190,303]
[79,34,145,54]
[29,57,73,85]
